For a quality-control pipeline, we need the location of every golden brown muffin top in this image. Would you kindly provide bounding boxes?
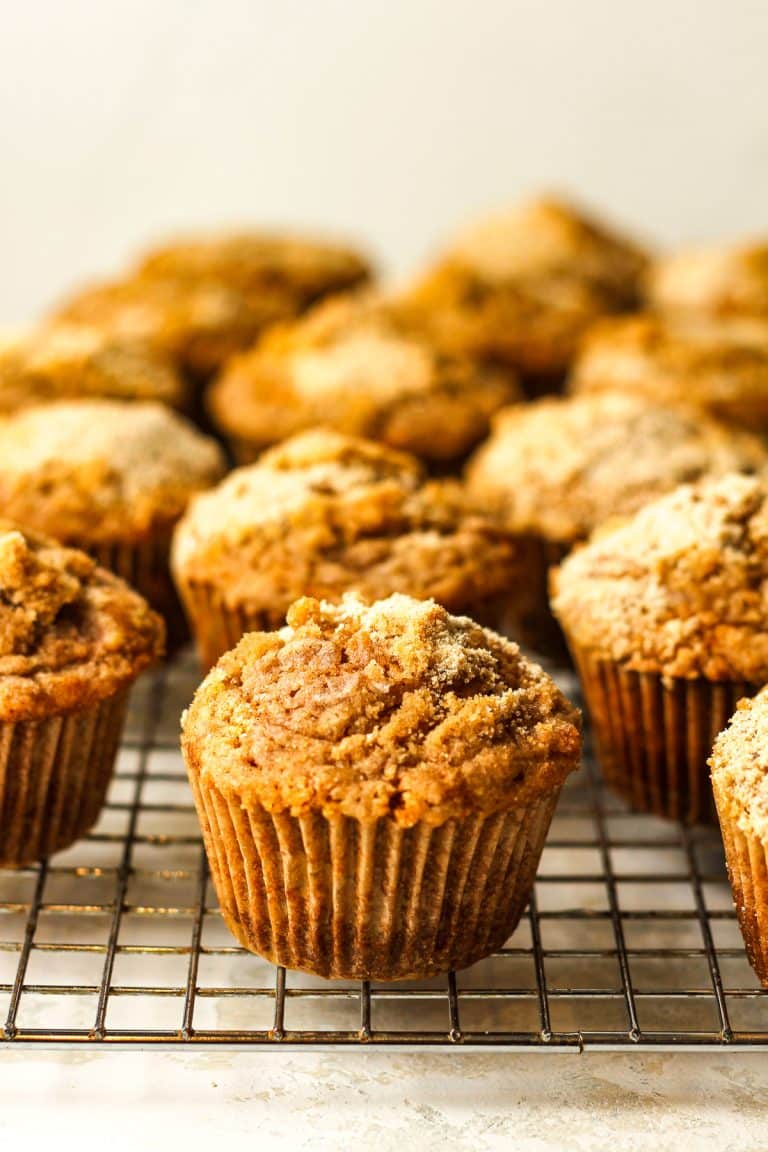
[54,233,372,378]
[647,241,768,318]
[0,400,225,545]
[710,688,768,843]
[465,392,767,545]
[444,195,648,298]
[0,524,163,721]
[0,323,184,412]
[552,473,768,681]
[570,313,768,418]
[207,292,518,461]
[137,230,372,298]
[408,196,648,375]
[181,593,581,825]
[172,427,522,619]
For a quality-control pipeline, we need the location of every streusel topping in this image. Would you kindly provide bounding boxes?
[710,688,768,842]
[647,241,768,318]
[181,593,581,825]
[466,393,767,544]
[552,474,768,680]
[0,525,163,719]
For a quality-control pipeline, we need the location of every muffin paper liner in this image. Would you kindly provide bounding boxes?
[711,798,768,987]
[174,579,287,668]
[571,646,756,825]
[188,769,561,980]
[0,691,129,866]
[91,529,187,652]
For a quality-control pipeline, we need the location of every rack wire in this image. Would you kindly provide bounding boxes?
[1,650,766,1052]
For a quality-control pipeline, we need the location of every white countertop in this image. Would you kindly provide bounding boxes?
[1,1049,764,1149]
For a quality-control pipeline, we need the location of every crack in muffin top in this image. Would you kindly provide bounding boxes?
[465,392,768,545]
[551,473,768,680]
[206,292,518,460]
[181,593,581,825]
[710,688,768,842]
[0,323,184,411]
[647,241,768,318]
[0,400,225,544]
[0,524,164,720]
[172,428,522,617]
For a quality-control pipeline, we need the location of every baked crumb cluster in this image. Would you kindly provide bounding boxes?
[173,428,521,620]
[0,525,163,718]
[710,688,768,842]
[207,292,517,460]
[0,400,225,544]
[466,392,767,544]
[0,323,183,411]
[552,473,768,681]
[182,593,581,825]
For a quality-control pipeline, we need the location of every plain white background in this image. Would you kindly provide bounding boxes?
[0,0,767,324]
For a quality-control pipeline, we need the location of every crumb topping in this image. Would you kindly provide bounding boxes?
[207,293,517,460]
[0,524,163,719]
[552,474,768,680]
[570,313,768,418]
[172,428,521,618]
[0,323,183,411]
[0,401,225,544]
[710,688,768,842]
[181,593,581,825]
[466,392,767,544]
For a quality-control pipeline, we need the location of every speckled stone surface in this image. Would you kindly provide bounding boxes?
[0,1050,765,1148]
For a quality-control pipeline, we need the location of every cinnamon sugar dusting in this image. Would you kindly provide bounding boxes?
[552,474,768,681]
[181,593,581,825]
[710,688,768,842]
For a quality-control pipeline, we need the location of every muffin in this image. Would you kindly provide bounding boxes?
[552,474,768,824]
[181,592,581,979]
[172,428,524,667]
[0,400,225,643]
[570,312,768,431]
[206,292,519,467]
[0,523,163,864]
[409,195,649,396]
[54,231,372,381]
[710,689,768,986]
[0,323,185,412]
[466,392,768,654]
[647,240,768,319]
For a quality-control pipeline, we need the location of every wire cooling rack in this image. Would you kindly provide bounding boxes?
[0,649,766,1053]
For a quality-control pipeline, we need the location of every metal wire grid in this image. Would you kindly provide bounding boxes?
[0,650,766,1052]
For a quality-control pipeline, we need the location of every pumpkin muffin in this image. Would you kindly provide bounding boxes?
[409,195,649,396]
[0,400,225,643]
[54,231,372,381]
[0,323,184,412]
[181,592,581,979]
[465,392,768,655]
[552,474,768,824]
[710,689,768,987]
[206,292,519,467]
[647,240,768,319]
[172,428,523,667]
[0,523,163,864]
[570,312,768,430]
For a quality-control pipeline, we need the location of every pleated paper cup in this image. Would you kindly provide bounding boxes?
[174,579,287,669]
[571,646,757,825]
[0,691,129,867]
[90,528,187,653]
[187,766,562,980]
[711,795,768,987]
